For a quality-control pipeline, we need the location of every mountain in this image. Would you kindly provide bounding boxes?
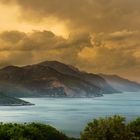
[100,74,140,92]
[0,92,33,106]
[38,61,118,94]
[0,61,118,98]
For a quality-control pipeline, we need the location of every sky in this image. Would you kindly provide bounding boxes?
[0,0,140,82]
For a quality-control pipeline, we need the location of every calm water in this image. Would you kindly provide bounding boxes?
[0,92,140,137]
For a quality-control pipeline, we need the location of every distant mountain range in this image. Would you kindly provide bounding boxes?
[100,74,140,92]
[0,61,140,101]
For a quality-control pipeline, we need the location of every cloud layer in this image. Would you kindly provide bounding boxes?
[2,0,140,33]
[0,0,140,82]
[0,30,139,82]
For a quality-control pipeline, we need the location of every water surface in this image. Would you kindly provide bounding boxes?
[0,92,140,137]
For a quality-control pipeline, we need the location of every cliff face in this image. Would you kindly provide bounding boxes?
[100,74,140,92]
[38,61,118,94]
[0,61,117,98]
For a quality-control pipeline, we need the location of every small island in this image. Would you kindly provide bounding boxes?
[0,92,34,106]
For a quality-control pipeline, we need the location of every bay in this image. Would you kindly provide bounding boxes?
[0,92,140,138]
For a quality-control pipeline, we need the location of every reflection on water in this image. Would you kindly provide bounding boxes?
[0,92,140,138]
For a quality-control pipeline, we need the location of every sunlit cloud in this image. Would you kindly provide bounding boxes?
[0,0,140,82]
[0,3,69,38]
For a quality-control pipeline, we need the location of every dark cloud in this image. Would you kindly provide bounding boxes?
[0,30,139,79]
[0,0,140,82]
[1,0,140,33]
[0,30,93,67]
[0,31,26,43]
[107,30,139,41]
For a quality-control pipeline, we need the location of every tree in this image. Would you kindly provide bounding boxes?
[128,118,140,140]
[0,123,76,140]
[81,115,136,140]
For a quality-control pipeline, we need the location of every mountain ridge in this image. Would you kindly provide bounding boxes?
[100,74,140,92]
[0,60,139,98]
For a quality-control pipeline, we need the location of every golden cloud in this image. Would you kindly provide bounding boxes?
[0,0,140,82]
[0,30,139,82]
[1,0,140,33]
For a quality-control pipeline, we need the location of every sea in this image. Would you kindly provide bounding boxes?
[0,92,140,138]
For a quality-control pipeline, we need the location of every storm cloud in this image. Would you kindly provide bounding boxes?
[2,0,140,33]
[0,0,140,82]
[0,30,139,81]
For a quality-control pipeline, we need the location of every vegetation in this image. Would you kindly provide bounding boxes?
[128,118,140,140]
[0,123,78,140]
[81,115,140,140]
[0,116,140,140]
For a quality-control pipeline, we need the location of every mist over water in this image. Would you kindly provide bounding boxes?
[0,92,140,138]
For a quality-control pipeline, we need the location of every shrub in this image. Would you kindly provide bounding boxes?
[128,118,140,140]
[0,123,73,140]
[81,115,136,140]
